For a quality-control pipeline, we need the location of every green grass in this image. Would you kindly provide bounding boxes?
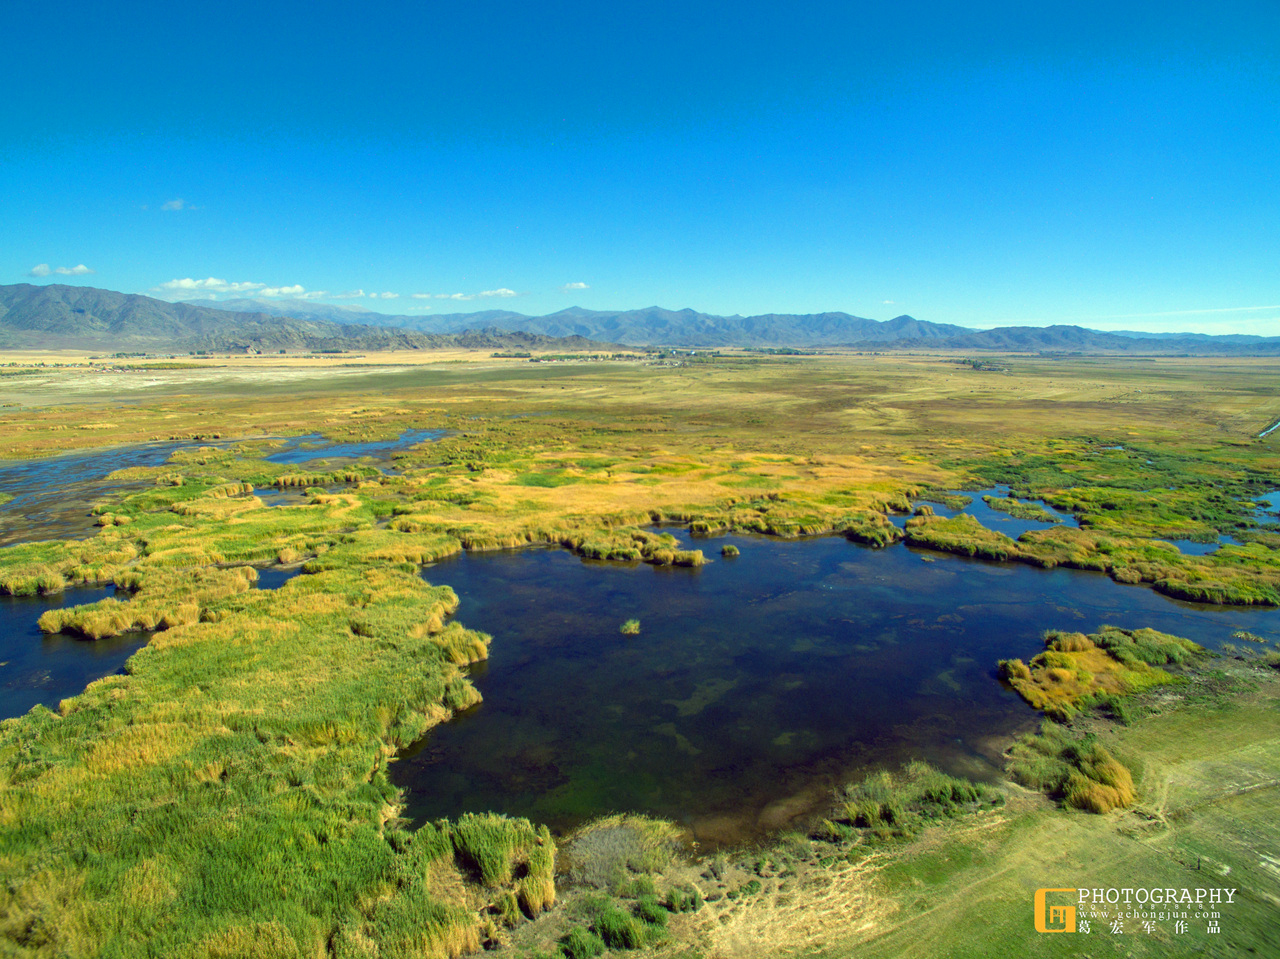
[981,493,1062,523]
[1007,722,1136,813]
[998,626,1202,721]
[826,761,1004,841]
[0,513,543,956]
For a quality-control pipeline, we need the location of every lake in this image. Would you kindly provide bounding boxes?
[392,530,1277,844]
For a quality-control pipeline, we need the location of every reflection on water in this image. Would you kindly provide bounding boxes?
[393,534,1278,843]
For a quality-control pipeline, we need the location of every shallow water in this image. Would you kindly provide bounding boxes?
[912,487,1259,556]
[0,566,303,721]
[1255,491,1280,520]
[0,429,443,546]
[393,534,1278,844]
[1163,537,1243,556]
[891,486,1079,541]
[0,440,203,547]
[264,429,444,465]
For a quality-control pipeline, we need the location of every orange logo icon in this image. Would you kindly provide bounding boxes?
[1034,888,1077,933]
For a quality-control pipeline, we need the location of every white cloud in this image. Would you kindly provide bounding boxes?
[296,290,330,300]
[161,199,186,211]
[375,292,400,299]
[882,300,895,305]
[154,277,266,294]
[28,263,95,277]
[333,289,365,299]
[422,287,524,302]
[259,284,306,297]
[560,281,589,292]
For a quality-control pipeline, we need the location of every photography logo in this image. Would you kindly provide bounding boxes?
[1034,888,1077,933]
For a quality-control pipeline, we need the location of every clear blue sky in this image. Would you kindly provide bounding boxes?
[3,1,1278,333]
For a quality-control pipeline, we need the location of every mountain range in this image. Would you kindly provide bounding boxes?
[198,297,1280,354]
[0,285,614,353]
[2,283,1278,355]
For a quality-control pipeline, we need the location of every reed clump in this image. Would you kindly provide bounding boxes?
[904,513,1018,560]
[1007,722,1136,813]
[0,537,141,596]
[982,493,1062,523]
[998,626,1199,721]
[429,622,491,665]
[827,761,1003,841]
[448,814,555,904]
[917,491,973,511]
[840,512,905,547]
[38,565,260,639]
[566,814,683,891]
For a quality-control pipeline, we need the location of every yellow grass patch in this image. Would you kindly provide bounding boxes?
[85,723,198,776]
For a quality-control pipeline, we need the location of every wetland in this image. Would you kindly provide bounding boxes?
[0,351,1277,958]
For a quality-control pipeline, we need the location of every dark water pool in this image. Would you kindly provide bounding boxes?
[392,533,1278,844]
[0,584,147,720]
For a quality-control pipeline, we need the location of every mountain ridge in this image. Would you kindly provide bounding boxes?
[0,284,617,353]
[4,283,1279,355]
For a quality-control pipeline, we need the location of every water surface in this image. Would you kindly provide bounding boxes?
[394,534,1277,843]
[264,429,444,465]
[0,584,146,719]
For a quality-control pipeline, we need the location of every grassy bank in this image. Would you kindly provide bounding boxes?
[501,649,1280,958]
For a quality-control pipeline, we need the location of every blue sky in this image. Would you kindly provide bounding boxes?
[3,1,1278,333]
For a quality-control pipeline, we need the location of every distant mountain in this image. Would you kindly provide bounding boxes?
[921,325,1140,351]
[936,326,1280,353]
[411,307,976,347]
[6,283,1280,355]
[275,303,1280,353]
[202,300,974,348]
[0,284,617,353]
[1104,329,1277,344]
[212,297,379,324]
[201,297,529,330]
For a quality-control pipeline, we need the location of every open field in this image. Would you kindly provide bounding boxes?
[0,351,1278,957]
